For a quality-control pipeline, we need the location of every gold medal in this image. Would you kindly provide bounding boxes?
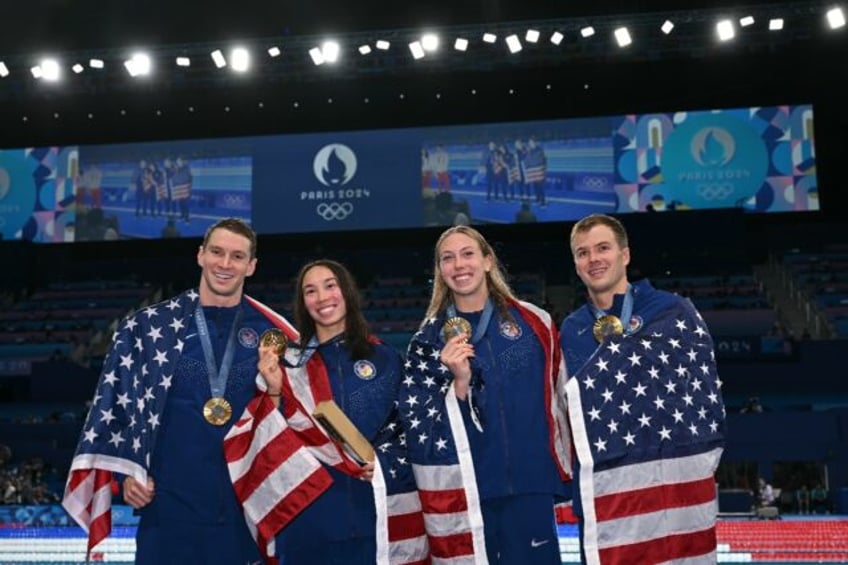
[593,315,624,343]
[203,397,233,426]
[442,316,473,342]
[260,328,288,356]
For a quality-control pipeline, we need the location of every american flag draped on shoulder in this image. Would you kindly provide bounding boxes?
[224,303,429,565]
[61,289,200,557]
[401,299,571,564]
[565,298,725,564]
[523,146,546,184]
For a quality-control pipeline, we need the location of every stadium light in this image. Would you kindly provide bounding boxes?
[124,53,151,77]
[769,18,784,30]
[827,7,846,29]
[322,41,340,63]
[421,34,439,52]
[176,57,191,67]
[550,31,564,45]
[505,34,522,53]
[39,58,61,81]
[614,27,632,47]
[661,20,675,34]
[72,63,84,74]
[309,47,325,65]
[375,40,390,50]
[525,29,540,43]
[740,16,755,27]
[267,46,281,57]
[482,33,497,43]
[408,41,425,59]
[716,19,736,41]
[358,44,372,55]
[211,49,227,68]
[230,47,250,72]
[454,37,469,51]
[89,58,104,69]
[580,26,595,38]
[0,62,9,77]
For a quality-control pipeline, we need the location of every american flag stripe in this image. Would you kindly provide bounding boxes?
[171,182,191,200]
[591,450,722,497]
[225,394,333,564]
[62,468,113,553]
[518,300,572,479]
[429,534,476,561]
[524,165,545,183]
[600,529,717,564]
[419,489,468,514]
[244,296,299,341]
[595,475,718,520]
[565,296,724,565]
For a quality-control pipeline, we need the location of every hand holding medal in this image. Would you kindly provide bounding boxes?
[257,328,287,399]
[440,316,475,393]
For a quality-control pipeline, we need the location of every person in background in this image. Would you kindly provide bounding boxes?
[560,213,726,563]
[811,483,829,514]
[62,218,289,564]
[796,484,811,514]
[400,225,571,563]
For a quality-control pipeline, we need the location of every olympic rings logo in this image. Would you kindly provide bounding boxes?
[223,194,245,208]
[317,202,354,221]
[696,184,735,201]
[583,176,608,189]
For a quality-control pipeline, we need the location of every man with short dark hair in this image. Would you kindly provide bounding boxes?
[560,213,726,564]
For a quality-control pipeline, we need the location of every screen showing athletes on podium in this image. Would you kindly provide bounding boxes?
[0,104,818,243]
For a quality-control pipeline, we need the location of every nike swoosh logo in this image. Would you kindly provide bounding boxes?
[184,332,197,339]
[531,538,550,548]
[577,327,588,335]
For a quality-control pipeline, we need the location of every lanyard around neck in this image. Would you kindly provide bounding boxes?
[446,298,494,344]
[195,304,243,398]
[590,284,635,336]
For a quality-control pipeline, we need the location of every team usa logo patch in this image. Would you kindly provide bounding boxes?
[353,359,377,380]
[499,320,522,340]
[627,316,644,335]
[238,327,260,348]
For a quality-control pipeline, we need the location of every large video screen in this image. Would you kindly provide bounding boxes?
[0,104,817,242]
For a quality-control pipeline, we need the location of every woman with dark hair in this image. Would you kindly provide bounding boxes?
[257,259,428,564]
[400,225,571,563]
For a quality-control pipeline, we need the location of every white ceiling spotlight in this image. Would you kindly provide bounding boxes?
[827,7,846,29]
[211,49,227,68]
[38,58,61,81]
[716,19,736,41]
[124,53,151,77]
[421,34,439,52]
[580,26,596,38]
[230,47,250,72]
[661,20,675,34]
[454,37,469,51]
[769,18,785,31]
[408,40,425,59]
[614,27,632,47]
[550,31,564,45]
[505,34,522,53]
[322,41,340,63]
[525,29,540,43]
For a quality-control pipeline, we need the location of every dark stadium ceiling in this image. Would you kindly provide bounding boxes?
[0,0,846,147]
